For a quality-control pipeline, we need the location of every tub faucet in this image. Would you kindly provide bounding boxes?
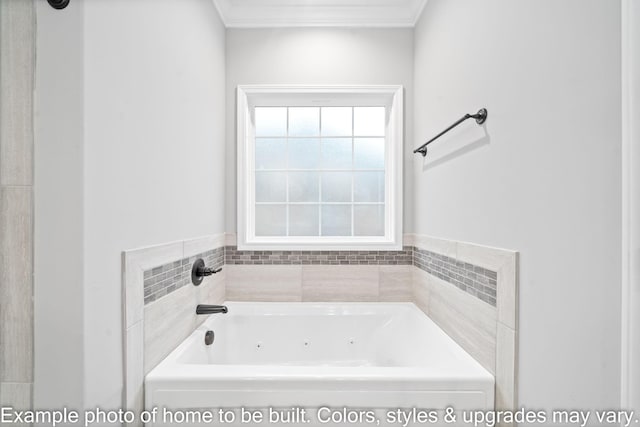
[191,258,222,286]
[196,304,228,315]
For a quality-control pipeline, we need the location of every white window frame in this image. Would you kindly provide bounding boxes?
[237,85,403,251]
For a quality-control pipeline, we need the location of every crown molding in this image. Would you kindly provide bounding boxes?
[212,0,427,28]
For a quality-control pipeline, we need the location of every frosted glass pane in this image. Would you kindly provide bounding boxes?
[289,138,320,169]
[354,205,384,236]
[289,205,319,236]
[354,172,385,202]
[321,205,352,236]
[321,138,352,169]
[289,107,319,136]
[354,107,385,136]
[255,107,287,136]
[255,204,286,236]
[255,172,286,202]
[321,107,352,136]
[321,172,352,202]
[354,138,385,169]
[255,138,286,170]
[288,172,319,202]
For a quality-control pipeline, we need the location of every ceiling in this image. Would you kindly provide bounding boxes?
[212,0,428,28]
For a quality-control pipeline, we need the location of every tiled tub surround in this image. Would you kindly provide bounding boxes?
[225,245,497,306]
[225,246,413,265]
[413,247,497,306]
[123,234,226,427]
[226,264,413,302]
[410,234,518,426]
[142,246,415,308]
[141,244,497,308]
[123,233,517,427]
[143,247,224,304]
[143,243,496,305]
[224,245,414,303]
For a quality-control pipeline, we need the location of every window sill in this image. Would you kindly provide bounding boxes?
[237,237,403,252]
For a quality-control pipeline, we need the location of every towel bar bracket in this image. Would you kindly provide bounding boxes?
[473,108,488,125]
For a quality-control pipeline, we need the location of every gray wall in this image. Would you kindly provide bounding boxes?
[34,0,86,413]
[622,0,640,413]
[225,28,415,235]
[413,0,622,415]
[34,0,228,411]
[0,0,35,412]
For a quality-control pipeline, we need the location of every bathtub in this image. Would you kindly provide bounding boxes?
[145,302,493,426]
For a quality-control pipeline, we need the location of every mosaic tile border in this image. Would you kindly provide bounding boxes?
[143,247,223,304]
[413,247,497,306]
[224,246,413,265]
[142,244,497,307]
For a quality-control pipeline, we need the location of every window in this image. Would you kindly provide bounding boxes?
[237,86,403,250]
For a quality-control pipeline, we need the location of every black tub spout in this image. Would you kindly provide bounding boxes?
[196,304,228,315]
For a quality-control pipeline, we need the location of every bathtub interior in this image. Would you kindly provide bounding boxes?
[166,302,489,375]
[145,302,495,424]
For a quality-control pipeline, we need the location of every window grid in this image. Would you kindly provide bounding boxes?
[318,107,324,237]
[350,107,355,238]
[255,106,385,238]
[284,109,290,237]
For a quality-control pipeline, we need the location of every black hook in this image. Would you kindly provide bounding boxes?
[47,0,70,10]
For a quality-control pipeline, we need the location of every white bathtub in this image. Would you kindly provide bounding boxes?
[145,302,494,426]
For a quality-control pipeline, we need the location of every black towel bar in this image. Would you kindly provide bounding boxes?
[413,108,487,157]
